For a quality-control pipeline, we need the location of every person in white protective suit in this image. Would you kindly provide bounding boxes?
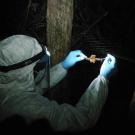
[0,35,116,132]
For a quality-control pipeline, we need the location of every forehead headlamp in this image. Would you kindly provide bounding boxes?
[0,45,49,72]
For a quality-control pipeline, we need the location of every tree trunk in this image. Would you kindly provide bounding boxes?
[47,0,73,65]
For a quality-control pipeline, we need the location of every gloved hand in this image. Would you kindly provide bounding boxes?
[100,54,116,79]
[62,50,87,70]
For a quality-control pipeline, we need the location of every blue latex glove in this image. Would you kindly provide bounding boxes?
[62,50,87,69]
[100,54,116,79]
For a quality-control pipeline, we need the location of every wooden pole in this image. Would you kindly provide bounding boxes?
[47,0,73,65]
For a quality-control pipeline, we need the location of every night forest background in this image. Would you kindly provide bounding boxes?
[0,0,135,134]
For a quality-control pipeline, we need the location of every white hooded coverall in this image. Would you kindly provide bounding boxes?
[0,35,108,132]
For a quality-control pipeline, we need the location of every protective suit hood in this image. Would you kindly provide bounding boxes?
[0,35,43,100]
[0,35,42,78]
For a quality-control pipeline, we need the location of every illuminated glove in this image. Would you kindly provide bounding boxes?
[100,54,116,79]
[62,50,87,70]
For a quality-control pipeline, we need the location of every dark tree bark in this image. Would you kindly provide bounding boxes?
[47,0,73,65]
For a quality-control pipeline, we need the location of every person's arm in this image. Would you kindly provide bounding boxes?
[47,75,108,131]
[33,54,115,131]
[46,54,115,131]
[35,63,67,88]
[50,63,68,87]
[35,50,86,94]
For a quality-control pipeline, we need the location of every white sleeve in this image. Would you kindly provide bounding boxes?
[49,63,68,87]
[35,75,108,131]
[35,63,68,94]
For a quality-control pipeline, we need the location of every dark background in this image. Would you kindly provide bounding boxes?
[0,0,135,134]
